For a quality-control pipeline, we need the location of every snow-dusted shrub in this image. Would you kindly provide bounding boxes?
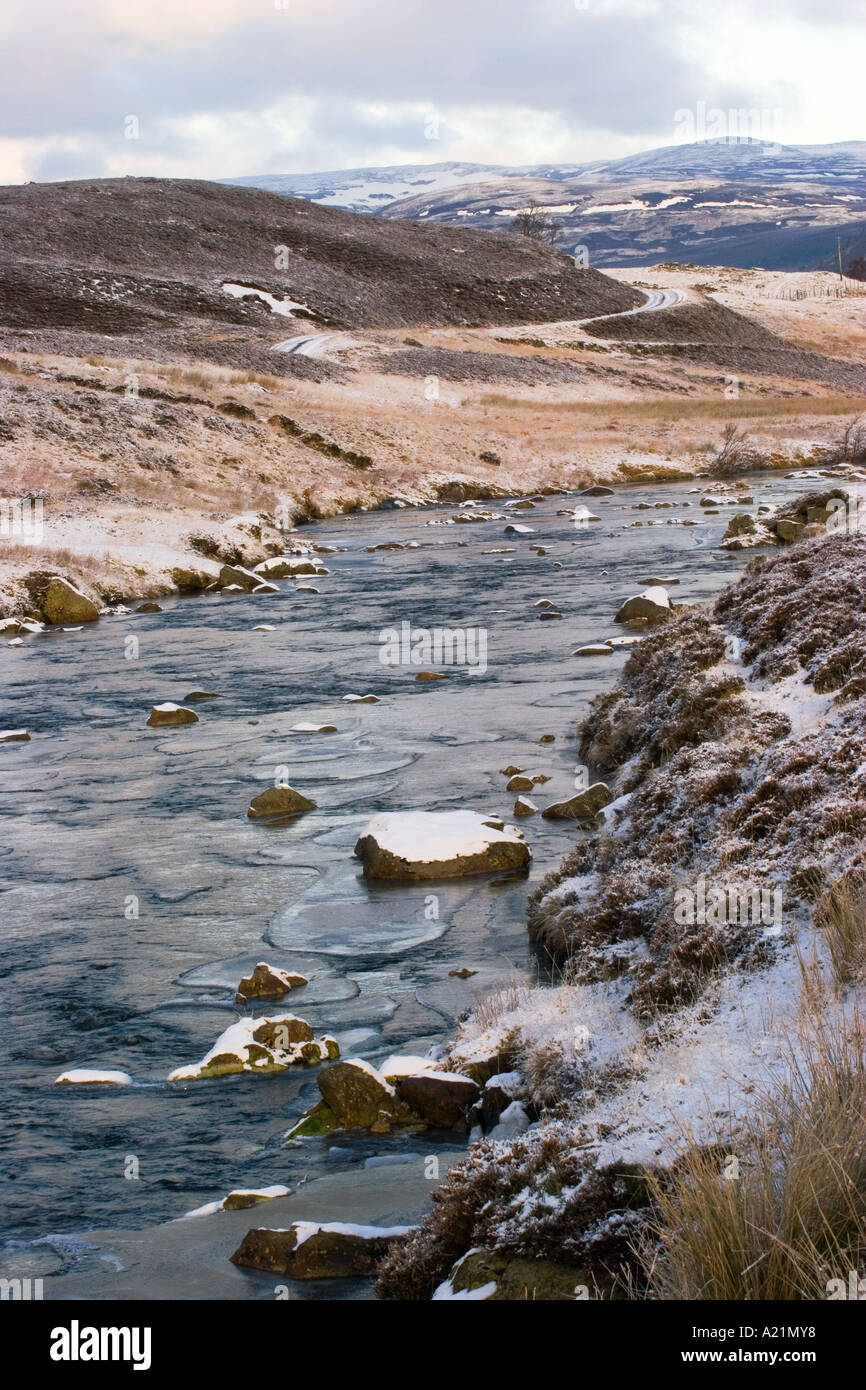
[375,1124,654,1300]
[530,524,866,1014]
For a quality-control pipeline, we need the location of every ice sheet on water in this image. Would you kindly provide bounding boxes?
[272,895,448,957]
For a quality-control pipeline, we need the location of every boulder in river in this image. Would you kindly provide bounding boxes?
[218,563,261,591]
[574,644,614,656]
[135,602,163,613]
[542,783,614,820]
[254,557,327,578]
[37,576,100,625]
[168,1013,338,1081]
[614,586,672,625]
[394,1071,480,1129]
[581,485,615,497]
[354,810,530,880]
[247,785,316,818]
[0,729,31,742]
[342,693,379,703]
[506,774,534,792]
[147,703,199,727]
[54,1069,132,1086]
[235,962,308,1004]
[513,795,537,816]
[230,1221,413,1278]
[316,1058,418,1129]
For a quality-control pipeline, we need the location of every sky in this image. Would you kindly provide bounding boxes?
[0,0,863,185]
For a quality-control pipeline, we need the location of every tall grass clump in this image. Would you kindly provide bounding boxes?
[642,1011,866,1299]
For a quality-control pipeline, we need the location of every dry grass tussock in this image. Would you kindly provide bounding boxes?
[641,1007,866,1300]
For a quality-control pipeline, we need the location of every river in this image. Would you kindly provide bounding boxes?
[0,472,812,1292]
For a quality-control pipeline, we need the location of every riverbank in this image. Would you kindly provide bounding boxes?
[3,335,865,619]
[377,514,866,1300]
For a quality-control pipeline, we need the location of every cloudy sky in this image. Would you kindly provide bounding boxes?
[0,0,863,184]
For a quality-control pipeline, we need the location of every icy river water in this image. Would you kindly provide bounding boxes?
[0,473,812,1292]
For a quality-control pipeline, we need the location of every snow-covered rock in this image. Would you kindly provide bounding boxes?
[247,785,316,818]
[146,703,199,727]
[614,585,672,624]
[354,809,530,880]
[230,1221,414,1278]
[168,1014,338,1081]
[235,962,308,1004]
[55,1069,132,1086]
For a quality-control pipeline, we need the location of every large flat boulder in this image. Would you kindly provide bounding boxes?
[230,1221,413,1278]
[354,810,530,880]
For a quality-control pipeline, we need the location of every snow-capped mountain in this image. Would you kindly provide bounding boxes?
[224,140,866,271]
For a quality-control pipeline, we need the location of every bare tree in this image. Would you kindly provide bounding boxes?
[511,205,559,245]
[712,423,755,477]
[839,414,866,463]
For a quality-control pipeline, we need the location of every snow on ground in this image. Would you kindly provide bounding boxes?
[222,283,312,317]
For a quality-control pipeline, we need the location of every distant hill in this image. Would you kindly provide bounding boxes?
[225,139,866,272]
[0,176,639,378]
[0,176,640,373]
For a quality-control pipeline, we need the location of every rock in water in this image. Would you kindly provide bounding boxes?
[354,810,530,880]
[0,729,30,742]
[723,512,756,538]
[254,558,324,578]
[394,1072,480,1129]
[218,563,261,591]
[135,602,163,613]
[247,785,316,818]
[54,1069,132,1086]
[316,1058,417,1128]
[167,1014,338,1080]
[235,962,308,1004]
[513,796,537,816]
[230,1222,413,1278]
[39,577,100,625]
[614,586,672,625]
[147,703,199,727]
[542,783,614,820]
